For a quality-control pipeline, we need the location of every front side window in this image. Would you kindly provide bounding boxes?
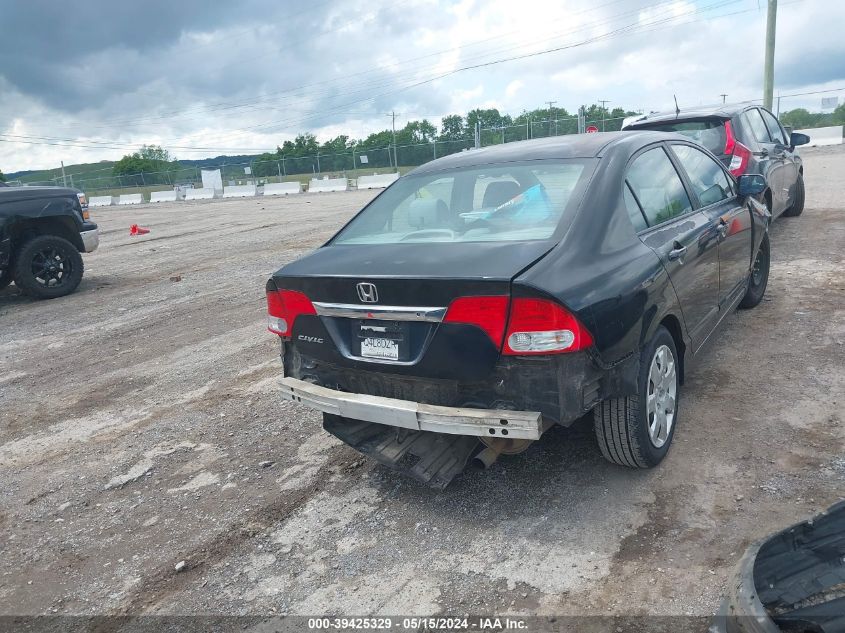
[760,109,788,145]
[671,144,734,206]
[332,160,590,244]
[626,147,692,226]
[743,109,772,145]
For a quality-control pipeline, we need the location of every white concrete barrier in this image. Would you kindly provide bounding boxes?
[357,173,399,190]
[223,184,258,198]
[308,177,348,193]
[150,190,178,203]
[263,182,302,196]
[184,188,217,201]
[795,125,843,147]
[118,194,144,205]
[89,195,116,207]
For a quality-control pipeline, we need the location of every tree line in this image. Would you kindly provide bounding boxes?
[779,103,845,130]
[108,104,638,182]
[105,101,844,183]
[250,104,639,176]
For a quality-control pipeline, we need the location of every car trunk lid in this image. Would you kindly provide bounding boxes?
[269,241,554,381]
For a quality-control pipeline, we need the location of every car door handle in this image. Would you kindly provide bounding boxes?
[717,219,730,237]
[668,244,687,261]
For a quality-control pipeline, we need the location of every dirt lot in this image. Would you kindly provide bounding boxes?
[1,148,843,623]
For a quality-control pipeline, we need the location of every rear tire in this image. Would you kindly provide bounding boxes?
[782,174,805,217]
[593,326,679,468]
[13,235,84,299]
[739,233,770,309]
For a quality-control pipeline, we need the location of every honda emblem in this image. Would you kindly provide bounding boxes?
[356,282,378,303]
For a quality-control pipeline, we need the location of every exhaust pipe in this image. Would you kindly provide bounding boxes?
[474,445,503,470]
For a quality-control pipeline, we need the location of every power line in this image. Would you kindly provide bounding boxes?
[16,0,725,136]
[239,0,750,135]
[2,0,802,157]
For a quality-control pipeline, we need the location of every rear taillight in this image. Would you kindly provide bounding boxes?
[724,120,751,177]
[266,289,315,337]
[443,295,593,355]
[723,120,737,155]
[728,142,751,177]
[443,296,509,346]
[502,297,593,355]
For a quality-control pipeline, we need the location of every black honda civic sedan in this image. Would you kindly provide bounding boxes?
[267,131,771,488]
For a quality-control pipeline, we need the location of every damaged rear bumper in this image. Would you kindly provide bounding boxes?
[279,376,543,440]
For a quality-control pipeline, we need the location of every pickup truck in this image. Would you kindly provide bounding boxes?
[0,182,99,299]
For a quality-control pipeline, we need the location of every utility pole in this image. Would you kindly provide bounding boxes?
[388,111,398,172]
[546,101,556,136]
[598,100,610,131]
[60,161,67,187]
[720,93,728,104]
[763,0,777,111]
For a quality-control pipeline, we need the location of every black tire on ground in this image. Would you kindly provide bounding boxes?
[593,325,680,468]
[13,235,84,299]
[782,174,805,217]
[739,233,770,310]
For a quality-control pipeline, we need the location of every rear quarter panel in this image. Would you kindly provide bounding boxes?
[516,145,688,397]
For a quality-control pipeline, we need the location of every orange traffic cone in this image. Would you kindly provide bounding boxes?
[129,224,150,236]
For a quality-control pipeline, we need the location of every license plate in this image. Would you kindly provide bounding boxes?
[360,337,399,360]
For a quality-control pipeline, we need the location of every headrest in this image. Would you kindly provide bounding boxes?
[482,181,521,208]
[408,198,448,229]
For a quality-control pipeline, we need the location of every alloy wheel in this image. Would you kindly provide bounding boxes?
[31,246,73,289]
[646,344,677,448]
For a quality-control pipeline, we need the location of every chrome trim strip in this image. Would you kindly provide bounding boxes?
[312,302,447,322]
[280,377,543,440]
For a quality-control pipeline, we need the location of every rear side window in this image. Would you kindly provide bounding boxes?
[743,109,772,144]
[760,109,787,145]
[623,183,648,232]
[626,147,693,226]
[671,144,734,206]
[632,120,726,155]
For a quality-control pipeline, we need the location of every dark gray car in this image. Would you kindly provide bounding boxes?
[623,104,810,220]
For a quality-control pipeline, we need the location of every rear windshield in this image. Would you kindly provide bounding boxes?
[332,160,590,245]
[634,119,727,155]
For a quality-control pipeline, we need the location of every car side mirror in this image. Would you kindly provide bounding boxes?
[790,131,810,148]
[737,174,767,197]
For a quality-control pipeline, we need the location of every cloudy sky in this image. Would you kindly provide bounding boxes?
[0,0,842,173]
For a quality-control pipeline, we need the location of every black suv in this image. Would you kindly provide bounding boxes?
[0,184,99,299]
[623,104,810,220]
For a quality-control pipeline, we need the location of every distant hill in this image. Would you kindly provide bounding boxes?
[7,160,118,186]
[6,154,263,187]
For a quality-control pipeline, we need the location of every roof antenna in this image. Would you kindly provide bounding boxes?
[674,94,681,117]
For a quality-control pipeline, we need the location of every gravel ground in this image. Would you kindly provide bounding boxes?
[1,148,843,623]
